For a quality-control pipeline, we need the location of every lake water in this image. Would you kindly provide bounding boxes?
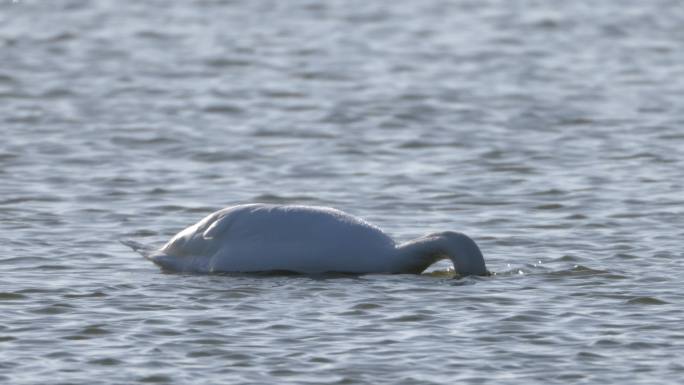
[1,0,683,384]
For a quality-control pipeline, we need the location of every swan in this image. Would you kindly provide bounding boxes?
[123,204,488,276]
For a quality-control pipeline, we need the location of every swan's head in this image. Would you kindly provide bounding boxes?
[438,231,489,277]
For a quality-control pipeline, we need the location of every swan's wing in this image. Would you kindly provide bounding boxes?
[202,212,235,239]
[198,204,260,239]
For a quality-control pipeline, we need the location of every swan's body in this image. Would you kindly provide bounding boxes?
[126,204,488,276]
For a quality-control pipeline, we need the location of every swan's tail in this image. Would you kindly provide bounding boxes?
[120,239,197,272]
[120,239,156,259]
[120,239,170,268]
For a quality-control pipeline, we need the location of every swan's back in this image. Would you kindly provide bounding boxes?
[157,204,398,273]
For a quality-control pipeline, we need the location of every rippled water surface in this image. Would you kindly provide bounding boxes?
[2,0,684,384]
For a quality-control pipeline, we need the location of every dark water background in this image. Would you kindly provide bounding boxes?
[1,0,683,384]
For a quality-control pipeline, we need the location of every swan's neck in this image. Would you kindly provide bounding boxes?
[396,232,488,276]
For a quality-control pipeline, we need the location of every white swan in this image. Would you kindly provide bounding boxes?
[124,204,488,276]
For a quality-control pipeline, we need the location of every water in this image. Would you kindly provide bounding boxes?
[2,0,684,383]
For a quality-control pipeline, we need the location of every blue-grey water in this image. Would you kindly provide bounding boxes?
[2,0,684,384]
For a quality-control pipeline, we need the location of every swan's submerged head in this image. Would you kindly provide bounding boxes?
[437,231,489,277]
